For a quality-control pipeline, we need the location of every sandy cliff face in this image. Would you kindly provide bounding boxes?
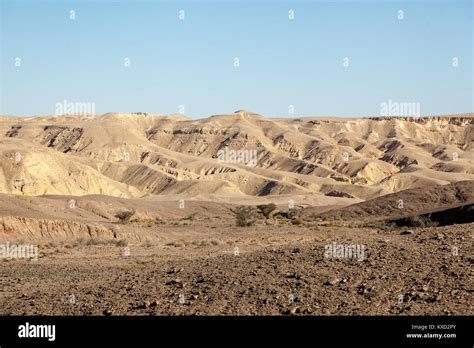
[0,216,115,241]
[0,111,472,200]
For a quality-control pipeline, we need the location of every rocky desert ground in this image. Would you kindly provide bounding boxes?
[0,111,472,315]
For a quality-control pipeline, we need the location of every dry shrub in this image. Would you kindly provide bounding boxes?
[292,217,304,225]
[235,206,257,227]
[114,210,135,224]
[406,215,438,228]
[257,203,277,218]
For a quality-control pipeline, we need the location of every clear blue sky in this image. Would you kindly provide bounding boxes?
[1,0,472,118]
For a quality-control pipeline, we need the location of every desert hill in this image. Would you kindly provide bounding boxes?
[307,180,474,222]
[0,111,472,202]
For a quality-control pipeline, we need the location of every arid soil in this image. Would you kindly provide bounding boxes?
[0,221,471,316]
[0,113,472,316]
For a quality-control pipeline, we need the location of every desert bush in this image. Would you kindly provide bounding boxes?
[72,238,127,247]
[182,212,197,221]
[166,240,187,248]
[84,239,104,246]
[235,206,257,227]
[406,215,438,228]
[114,239,128,247]
[115,210,135,224]
[257,203,277,218]
[292,217,304,225]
